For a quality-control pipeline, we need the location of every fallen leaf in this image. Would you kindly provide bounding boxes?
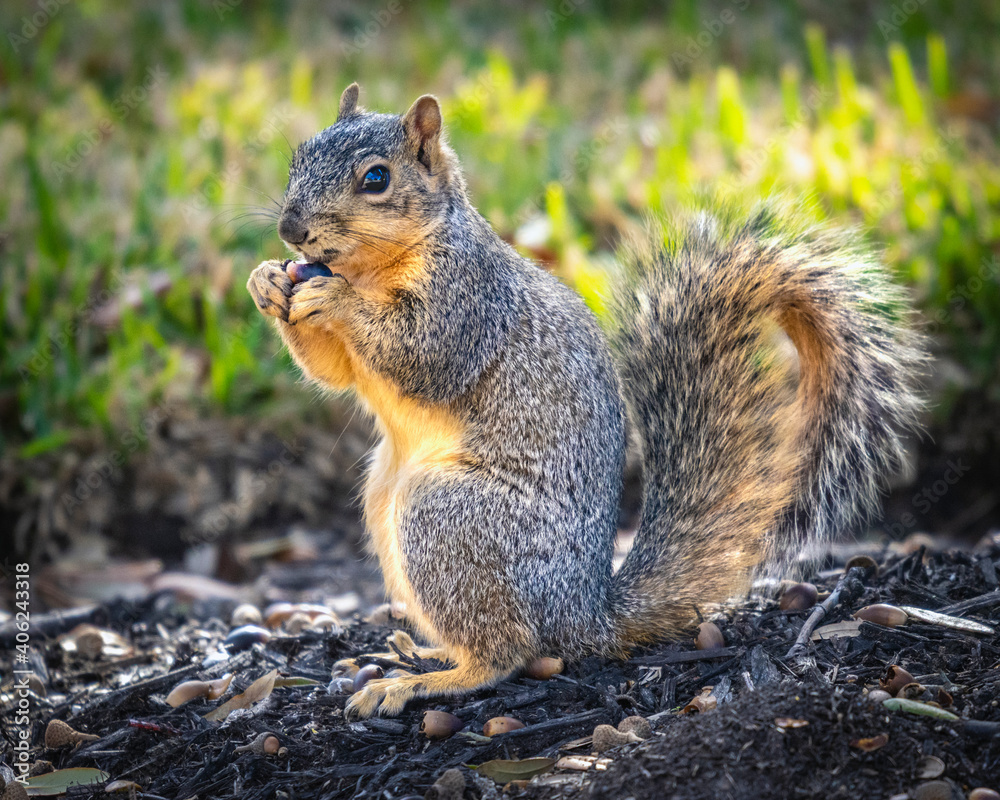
[204,669,277,721]
[26,768,109,796]
[273,676,321,688]
[899,606,995,635]
[882,698,959,720]
[475,757,556,783]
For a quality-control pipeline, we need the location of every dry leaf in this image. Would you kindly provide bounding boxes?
[204,669,277,721]
[26,767,109,796]
[475,757,556,783]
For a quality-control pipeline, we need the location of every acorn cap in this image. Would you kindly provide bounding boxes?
[617,715,652,739]
[44,719,100,749]
[425,768,465,800]
[592,723,642,753]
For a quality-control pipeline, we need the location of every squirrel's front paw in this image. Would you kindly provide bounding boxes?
[247,261,293,322]
[288,274,350,326]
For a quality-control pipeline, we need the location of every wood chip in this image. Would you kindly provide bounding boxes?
[898,606,995,635]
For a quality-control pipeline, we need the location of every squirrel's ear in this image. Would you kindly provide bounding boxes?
[338,83,360,121]
[402,94,442,170]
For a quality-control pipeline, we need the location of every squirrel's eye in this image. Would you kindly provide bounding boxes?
[360,166,390,194]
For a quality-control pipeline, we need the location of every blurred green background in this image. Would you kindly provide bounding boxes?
[2,0,999,554]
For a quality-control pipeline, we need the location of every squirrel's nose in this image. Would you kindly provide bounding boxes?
[278,212,309,246]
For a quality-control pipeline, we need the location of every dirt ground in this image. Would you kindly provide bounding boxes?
[1,414,999,798]
[1,536,998,799]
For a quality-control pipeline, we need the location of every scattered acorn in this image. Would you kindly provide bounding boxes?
[310,614,340,632]
[844,554,879,577]
[285,612,312,634]
[263,602,295,629]
[421,710,464,739]
[206,673,234,699]
[352,664,384,693]
[483,716,525,736]
[854,604,909,628]
[285,261,334,284]
[525,656,564,680]
[44,719,100,749]
[224,624,271,652]
[917,755,945,780]
[617,715,652,739]
[104,780,143,794]
[25,673,46,697]
[694,622,724,650]
[898,682,928,700]
[879,665,915,695]
[166,672,233,708]
[779,582,818,611]
[331,660,360,679]
[165,680,211,707]
[970,789,1000,800]
[865,689,892,703]
[911,780,954,800]
[328,677,355,695]
[231,604,262,627]
[75,629,105,660]
[235,732,281,756]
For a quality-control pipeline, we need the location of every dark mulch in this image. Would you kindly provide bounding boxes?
[1,545,999,799]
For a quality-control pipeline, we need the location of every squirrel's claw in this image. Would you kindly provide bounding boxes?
[287,275,349,326]
[345,675,417,719]
[247,261,293,322]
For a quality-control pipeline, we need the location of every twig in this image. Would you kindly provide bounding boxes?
[785,567,866,661]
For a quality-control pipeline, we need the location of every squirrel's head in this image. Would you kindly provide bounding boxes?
[277,83,463,273]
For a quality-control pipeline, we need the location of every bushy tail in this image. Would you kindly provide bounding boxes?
[607,203,925,648]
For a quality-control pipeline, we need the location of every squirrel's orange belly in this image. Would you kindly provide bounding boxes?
[361,401,468,647]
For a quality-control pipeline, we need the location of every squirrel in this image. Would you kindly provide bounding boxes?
[247,83,924,718]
